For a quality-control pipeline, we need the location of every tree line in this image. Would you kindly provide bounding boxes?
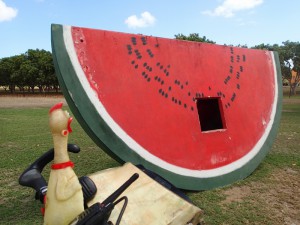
[0,35,299,94]
[0,49,58,93]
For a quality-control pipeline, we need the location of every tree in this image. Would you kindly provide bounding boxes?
[289,67,299,96]
[10,55,27,93]
[273,41,300,95]
[19,59,39,92]
[0,49,58,94]
[36,50,57,92]
[0,57,14,92]
[24,49,55,92]
[175,33,216,44]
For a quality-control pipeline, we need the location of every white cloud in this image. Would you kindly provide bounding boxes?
[237,18,257,26]
[202,0,263,18]
[0,0,18,22]
[125,11,156,29]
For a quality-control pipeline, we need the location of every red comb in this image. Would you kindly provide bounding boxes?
[49,102,63,113]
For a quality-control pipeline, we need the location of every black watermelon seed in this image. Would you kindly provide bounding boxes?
[141,37,147,44]
[160,65,163,70]
[159,89,162,93]
[181,85,184,89]
[184,104,187,108]
[161,81,164,85]
[147,78,151,82]
[157,62,160,66]
[166,72,169,76]
[131,60,135,64]
[135,64,138,69]
[231,96,235,102]
[165,93,168,98]
[143,62,147,67]
[169,86,172,91]
[191,106,194,111]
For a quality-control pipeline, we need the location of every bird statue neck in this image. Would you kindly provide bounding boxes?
[52,134,70,164]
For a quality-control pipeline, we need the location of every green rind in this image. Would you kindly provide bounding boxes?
[51,24,125,163]
[51,24,282,190]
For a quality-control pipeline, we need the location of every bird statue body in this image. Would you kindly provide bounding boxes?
[43,102,84,225]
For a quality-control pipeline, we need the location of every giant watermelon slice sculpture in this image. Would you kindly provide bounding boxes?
[51,24,282,190]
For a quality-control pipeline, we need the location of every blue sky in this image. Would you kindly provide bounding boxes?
[0,0,299,58]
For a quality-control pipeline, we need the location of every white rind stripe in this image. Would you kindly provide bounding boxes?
[63,26,278,178]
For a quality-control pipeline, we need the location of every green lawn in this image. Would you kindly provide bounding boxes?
[0,96,299,224]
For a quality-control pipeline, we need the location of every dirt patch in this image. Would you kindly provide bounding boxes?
[282,97,300,104]
[0,94,298,109]
[221,168,300,224]
[0,96,67,109]
[263,168,300,225]
[0,169,21,206]
[222,186,253,204]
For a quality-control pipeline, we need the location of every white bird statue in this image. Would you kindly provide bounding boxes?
[43,102,84,225]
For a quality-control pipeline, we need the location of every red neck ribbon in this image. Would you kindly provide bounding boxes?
[51,161,74,170]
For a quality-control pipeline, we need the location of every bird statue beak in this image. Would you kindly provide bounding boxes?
[68,117,73,133]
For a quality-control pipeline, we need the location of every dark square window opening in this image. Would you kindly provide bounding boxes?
[196,97,226,132]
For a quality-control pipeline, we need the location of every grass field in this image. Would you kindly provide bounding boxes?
[0,93,299,225]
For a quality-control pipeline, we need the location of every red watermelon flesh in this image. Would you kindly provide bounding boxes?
[51,24,282,190]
